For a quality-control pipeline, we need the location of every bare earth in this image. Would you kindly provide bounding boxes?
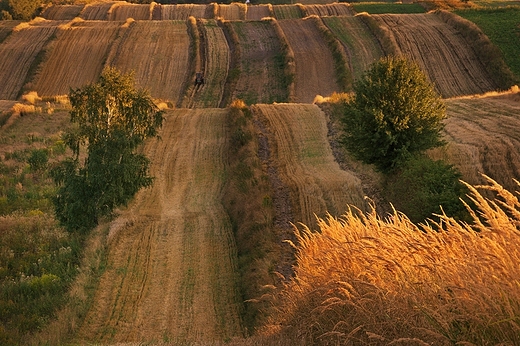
[375,13,497,98]
[278,18,339,103]
[76,109,243,344]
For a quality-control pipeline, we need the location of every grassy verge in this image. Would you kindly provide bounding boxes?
[351,2,425,14]
[222,100,277,334]
[454,7,520,83]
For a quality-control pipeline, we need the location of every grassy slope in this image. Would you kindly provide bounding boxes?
[455,7,520,81]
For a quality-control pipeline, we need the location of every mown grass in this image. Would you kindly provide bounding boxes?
[455,7,520,82]
[351,2,426,14]
[267,176,520,345]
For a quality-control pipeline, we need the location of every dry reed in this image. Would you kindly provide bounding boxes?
[267,175,520,345]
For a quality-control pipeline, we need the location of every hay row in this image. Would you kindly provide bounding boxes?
[108,3,151,21]
[355,11,399,56]
[217,3,247,21]
[272,5,304,19]
[158,4,209,20]
[40,4,84,20]
[245,4,273,21]
[269,19,296,102]
[79,2,116,20]
[302,3,354,17]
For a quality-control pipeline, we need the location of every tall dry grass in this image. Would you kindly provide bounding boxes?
[266,175,520,345]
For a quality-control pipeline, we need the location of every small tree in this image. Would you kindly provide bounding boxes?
[341,56,446,173]
[52,67,164,233]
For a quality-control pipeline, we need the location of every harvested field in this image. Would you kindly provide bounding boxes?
[33,20,122,97]
[231,21,287,104]
[303,4,354,17]
[0,20,20,44]
[374,13,497,98]
[0,20,58,100]
[323,16,383,86]
[41,5,84,20]
[76,108,243,344]
[79,2,116,20]
[108,3,151,21]
[430,91,520,193]
[217,3,245,20]
[106,21,190,104]
[278,18,339,102]
[159,4,209,20]
[273,5,303,19]
[182,20,229,108]
[252,103,366,229]
[246,5,272,20]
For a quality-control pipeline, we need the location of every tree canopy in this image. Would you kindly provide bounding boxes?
[52,67,164,233]
[341,56,446,173]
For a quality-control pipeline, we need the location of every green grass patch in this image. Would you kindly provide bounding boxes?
[352,2,425,14]
[473,1,520,8]
[455,7,520,81]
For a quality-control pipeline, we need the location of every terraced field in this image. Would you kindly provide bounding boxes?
[1,4,519,345]
[76,109,243,344]
[106,20,190,104]
[374,13,498,97]
[278,18,339,102]
[33,20,122,97]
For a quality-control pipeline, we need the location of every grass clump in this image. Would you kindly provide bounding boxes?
[268,176,520,345]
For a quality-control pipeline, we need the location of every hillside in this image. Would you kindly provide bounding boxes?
[1,2,519,345]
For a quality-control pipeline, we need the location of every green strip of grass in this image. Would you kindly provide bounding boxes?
[455,7,520,81]
[352,2,425,14]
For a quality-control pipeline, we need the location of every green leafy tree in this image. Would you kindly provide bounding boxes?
[52,67,164,233]
[7,0,40,20]
[341,56,446,173]
[384,155,469,223]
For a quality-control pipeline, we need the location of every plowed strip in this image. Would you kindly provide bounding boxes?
[252,103,365,228]
[182,20,229,108]
[304,4,353,17]
[41,5,84,20]
[160,4,209,20]
[231,21,287,104]
[79,2,116,20]
[375,13,497,98]
[278,18,339,103]
[106,21,190,103]
[0,21,58,100]
[246,5,271,20]
[323,16,383,85]
[108,3,151,21]
[430,92,520,193]
[77,108,243,344]
[33,21,122,97]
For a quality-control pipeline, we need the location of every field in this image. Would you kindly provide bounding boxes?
[33,20,122,97]
[105,20,190,104]
[71,108,243,344]
[278,18,339,102]
[1,2,520,345]
[231,21,287,104]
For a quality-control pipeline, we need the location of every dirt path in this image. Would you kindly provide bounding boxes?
[231,21,287,104]
[278,18,339,103]
[375,13,497,98]
[76,109,243,344]
[252,103,366,229]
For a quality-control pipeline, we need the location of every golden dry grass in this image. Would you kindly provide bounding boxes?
[267,175,520,345]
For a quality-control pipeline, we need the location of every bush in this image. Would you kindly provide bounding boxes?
[341,56,446,173]
[384,155,469,223]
